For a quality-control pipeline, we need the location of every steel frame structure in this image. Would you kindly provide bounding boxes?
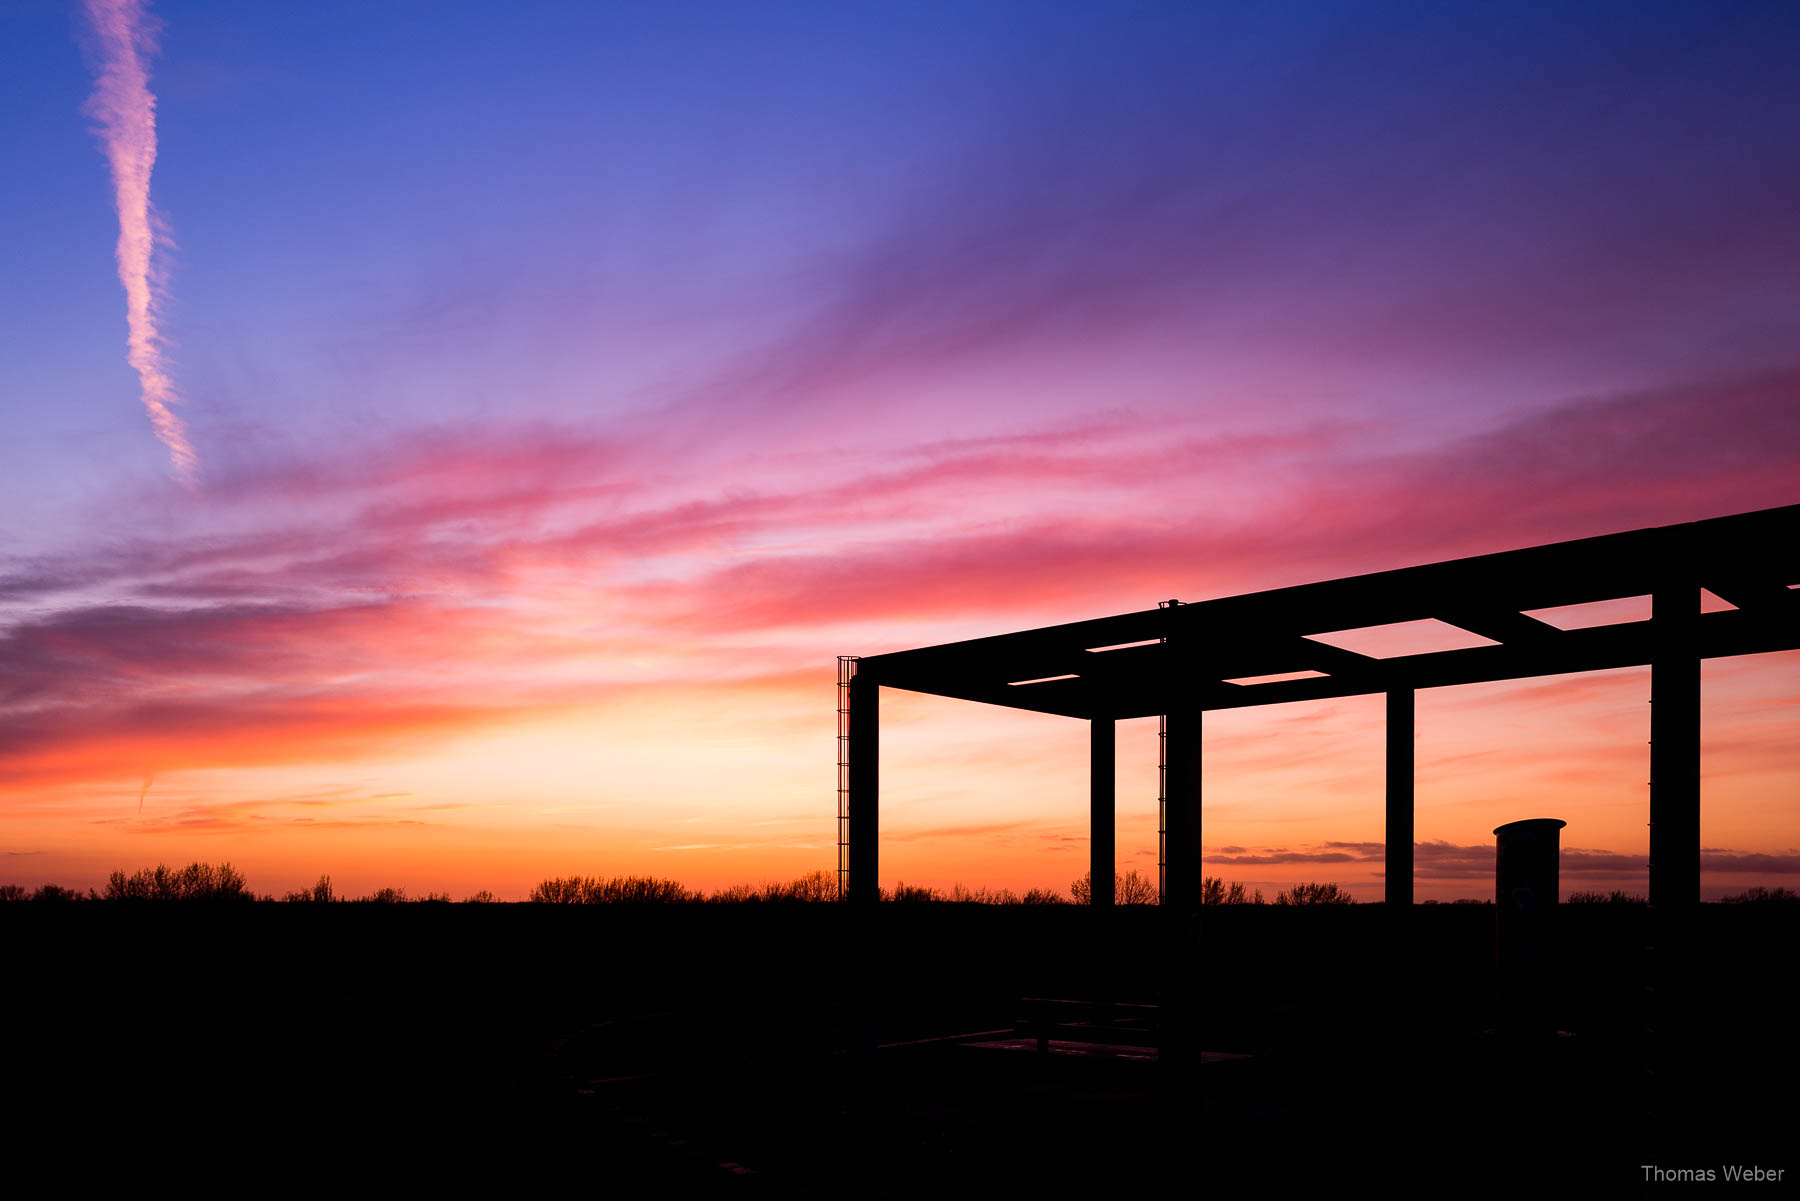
[838,505,1799,909]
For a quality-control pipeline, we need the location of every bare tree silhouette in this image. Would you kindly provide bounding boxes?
[104,862,252,902]
[1200,876,1266,904]
[1070,870,1158,905]
[1273,881,1355,905]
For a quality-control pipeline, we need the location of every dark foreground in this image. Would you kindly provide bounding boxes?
[7,903,1792,1185]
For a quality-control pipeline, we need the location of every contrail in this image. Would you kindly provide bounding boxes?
[81,0,198,484]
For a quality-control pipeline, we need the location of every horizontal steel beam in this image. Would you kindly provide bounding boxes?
[852,505,1799,720]
[869,603,1797,720]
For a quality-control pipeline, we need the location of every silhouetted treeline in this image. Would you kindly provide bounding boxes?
[1,865,503,904]
[527,871,1061,904]
[1567,889,1648,904]
[0,862,263,902]
[1273,881,1356,905]
[6,863,1794,905]
[531,875,701,904]
[283,874,497,903]
[1720,886,1799,904]
[710,871,840,903]
[283,874,336,903]
[884,881,1068,904]
[1193,875,1355,904]
[0,883,93,902]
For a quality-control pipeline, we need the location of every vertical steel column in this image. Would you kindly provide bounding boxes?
[1650,586,1700,907]
[1162,705,1202,911]
[1155,599,1181,904]
[1157,714,1167,902]
[1386,687,1415,907]
[1091,717,1115,908]
[847,671,880,906]
[836,657,857,899]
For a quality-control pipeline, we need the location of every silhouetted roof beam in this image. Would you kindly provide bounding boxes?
[1705,577,1799,619]
[854,505,1800,721]
[1437,608,1564,645]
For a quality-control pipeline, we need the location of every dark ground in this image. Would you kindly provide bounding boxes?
[6,903,1792,1185]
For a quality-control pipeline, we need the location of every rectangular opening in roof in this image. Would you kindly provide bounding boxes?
[1524,589,1736,628]
[1223,670,1329,686]
[1086,639,1162,653]
[1522,595,1651,630]
[1304,619,1499,659]
[1007,674,1079,686]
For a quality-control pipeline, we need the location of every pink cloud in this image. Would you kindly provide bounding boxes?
[1,363,1793,804]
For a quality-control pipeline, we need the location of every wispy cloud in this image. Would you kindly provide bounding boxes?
[81,0,197,483]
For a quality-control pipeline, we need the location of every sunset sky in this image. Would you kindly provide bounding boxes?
[2,0,1795,900]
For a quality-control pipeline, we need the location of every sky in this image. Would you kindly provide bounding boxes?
[1,0,1796,901]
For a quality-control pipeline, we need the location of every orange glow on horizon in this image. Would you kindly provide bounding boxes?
[8,648,1790,904]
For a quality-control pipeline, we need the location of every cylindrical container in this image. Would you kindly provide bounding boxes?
[1494,818,1565,1034]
